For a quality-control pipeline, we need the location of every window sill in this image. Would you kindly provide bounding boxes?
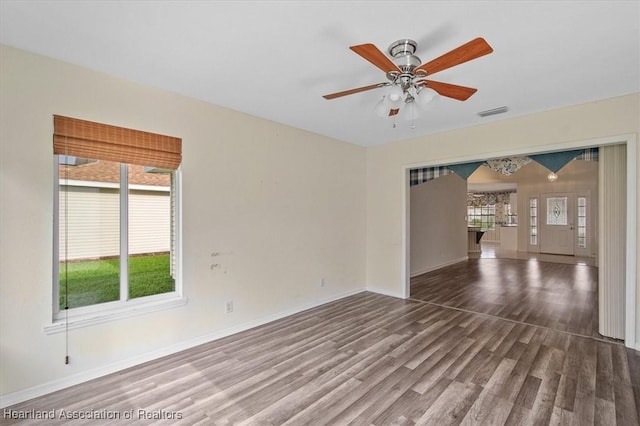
[44,296,188,335]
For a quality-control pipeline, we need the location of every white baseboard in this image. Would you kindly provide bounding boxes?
[0,287,366,409]
[409,256,469,278]
[365,286,405,299]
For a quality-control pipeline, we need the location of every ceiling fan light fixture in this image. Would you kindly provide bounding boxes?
[416,87,438,108]
[388,85,404,103]
[404,101,420,121]
[374,96,390,117]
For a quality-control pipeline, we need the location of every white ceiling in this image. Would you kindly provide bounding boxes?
[1,1,638,147]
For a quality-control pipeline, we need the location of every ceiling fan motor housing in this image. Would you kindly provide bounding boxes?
[388,39,422,73]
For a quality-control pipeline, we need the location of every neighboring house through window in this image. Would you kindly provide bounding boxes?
[50,116,184,331]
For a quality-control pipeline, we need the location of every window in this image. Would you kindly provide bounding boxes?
[529,198,538,245]
[51,116,183,329]
[504,203,512,216]
[467,205,496,230]
[546,196,568,226]
[577,196,587,249]
[504,203,517,225]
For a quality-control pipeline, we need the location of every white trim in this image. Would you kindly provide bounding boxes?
[401,167,410,299]
[410,256,469,278]
[365,286,405,299]
[402,133,637,350]
[52,157,60,315]
[60,179,119,189]
[625,138,638,350]
[120,164,128,302]
[174,168,183,298]
[51,290,186,326]
[60,179,170,192]
[45,296,188,334]
[3,288,365,408]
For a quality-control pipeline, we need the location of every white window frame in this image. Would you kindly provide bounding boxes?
[467,204,496,230]
[529,197,538,248]
[575,193,591,257]
[47,158,186,334]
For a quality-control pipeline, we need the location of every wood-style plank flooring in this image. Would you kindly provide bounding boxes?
[5,266,640,425]
[410,258,601,339]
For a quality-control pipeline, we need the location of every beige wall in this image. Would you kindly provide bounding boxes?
[410,173,467,276]
[365,93,639,339]
[0,45,366,399]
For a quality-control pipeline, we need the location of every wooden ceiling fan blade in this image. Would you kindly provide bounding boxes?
[422,80,478,101]
[350,43,401,74]
[389,108,399,116]
[416,37,493,76]
[322,83,386,100]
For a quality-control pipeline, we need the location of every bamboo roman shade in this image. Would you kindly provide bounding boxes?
[53,115,182,169]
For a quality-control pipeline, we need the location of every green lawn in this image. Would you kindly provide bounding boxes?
[59,254,174,309]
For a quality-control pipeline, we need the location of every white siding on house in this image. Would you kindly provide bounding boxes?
[59,185,170,260]
[129,189,171,255]
[59,186,120,260]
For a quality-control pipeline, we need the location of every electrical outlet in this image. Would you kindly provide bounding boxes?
[320,278,326,287]
[225,300,233,313]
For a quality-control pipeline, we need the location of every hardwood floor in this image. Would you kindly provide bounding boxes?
[410,258,602,339]
[4,289,640,425]
[470,241,597,267]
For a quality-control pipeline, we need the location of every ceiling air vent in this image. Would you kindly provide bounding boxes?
[478,106,509,117]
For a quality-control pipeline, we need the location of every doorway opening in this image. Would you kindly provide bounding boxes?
[402,135,637,348]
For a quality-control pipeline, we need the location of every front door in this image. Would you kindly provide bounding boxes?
[540,193,575,255]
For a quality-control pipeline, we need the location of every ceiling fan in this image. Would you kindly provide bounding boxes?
[323,37,493,124]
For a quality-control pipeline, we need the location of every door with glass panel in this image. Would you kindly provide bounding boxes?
[540,193,575,255]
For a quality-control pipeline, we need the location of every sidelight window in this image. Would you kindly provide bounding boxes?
[529,198,538,245]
